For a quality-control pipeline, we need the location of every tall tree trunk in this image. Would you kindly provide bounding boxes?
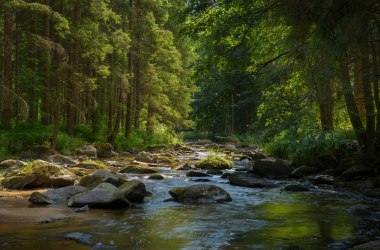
[41,0,51,125]
[108,90,124,145]
[317,81,334,132]
[67,0,81,135]
[339,59,366,144]
[125,0,134,137]
[2,10,14,129]
[146,102,154,134]
[51,57,62,149]
[29,13,38,122]
[353,62,366,122]
[371,32,380,143]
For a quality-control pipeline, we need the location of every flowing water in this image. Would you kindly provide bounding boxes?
[1,148,379,250]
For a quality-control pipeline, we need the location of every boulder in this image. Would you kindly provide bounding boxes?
[169,184,232,203]
[308,175,335,185]
[1,160,75,189]
[291,166,319,178]
[94,142,117,158]
[79,170,126,188]
[225,144,237,151]
[176,163,193,171]
[67,183,130,208]
[221,172,232,179]
[0,159,26,170]
[315,153,338,170]
[119,165,159,174]
[206,169,223,175]
[283,184,309,192]
[118,180,148,202]
[195,156,233,170]
[45,154,78,166]
[20,146,56,160]
[156,157,174,164]
[76,145,97,158]
[342,165,372,180]
[186,171,210,177]
[29,192,54,204]
[228,173,279,188]
[134,152,154,163]
[148,174,164,180]
[252,152,266,160]
[74,160,108,170]
[252,158,292,179]
[350,241,380,250]
[45,185,89,202]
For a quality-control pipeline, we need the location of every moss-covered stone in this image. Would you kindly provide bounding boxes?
[148,174,164,180]
[195,155,233,170]
[29,192,54,204]
[74,160,109,170]
[1,160,75,189]
[93,142,117,158]
[119,165,159,174]
[118,180,148,202]
[79,170,126,188]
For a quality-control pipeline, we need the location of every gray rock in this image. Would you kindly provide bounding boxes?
[291,166,319,178]
[221,173,232,179]
[118,180,148,202]
[350,241,380,250]
[94,142,117,158]
[206,169,223,175]
[119,165,159,174]
[72,205,89,213]
[45,185,89,201]
[134,152,154,163]
[0,159,26,170]
[252,158,292,179]
[148,174,164,180]
[225,144,236,151]
[186,171,210,177]
[343,165,372,180]
[65,232,92,245]
[308,175,335,185]
[29,192,54,204]
[229,173,278,188]
[169,184,232,203]
[79,170,126,188]
[76,145,97,158]
[45,154,78,166]
[67,183,130,208]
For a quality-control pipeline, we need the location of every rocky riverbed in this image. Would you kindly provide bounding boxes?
[0,140,380,249]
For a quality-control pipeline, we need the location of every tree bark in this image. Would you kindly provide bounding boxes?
[2,10,14,129]
[41,0,51,125]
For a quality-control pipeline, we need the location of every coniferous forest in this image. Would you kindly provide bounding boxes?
[1,1,380,249]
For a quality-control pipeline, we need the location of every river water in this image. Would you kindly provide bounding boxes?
[1,148,379,249]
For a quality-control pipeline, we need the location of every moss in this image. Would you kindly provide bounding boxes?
[195,155,233,170]
[119,165,159,174]
[75,160,109,170]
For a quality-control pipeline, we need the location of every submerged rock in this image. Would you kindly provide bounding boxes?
[229,173,278,188]
[169,184,232,203]
[252,158,292,179]
[283,184,309,192]
[118,180,148,202]
[119,165,159,174]
[148,174,164,180]
[67,183,130,208]
[79,170,126,188]
[186,171,210,177]
[65,232,93,246]
[291,166,319,178]
[94,142,117,158]
[29,192,54,204]
[1,160,75,189]
[195,156,233,170]
[76,145,97,158]
[0,159,26,170]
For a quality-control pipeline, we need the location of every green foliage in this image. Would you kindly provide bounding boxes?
[115,125,181,151]
[196,154,233,170]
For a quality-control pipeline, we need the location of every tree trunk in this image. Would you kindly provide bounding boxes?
[51,57,62,149]
[339,59,366,144]
[41,0,51,125]
[2,10,14,129]
[371,33,380,143]
[125,0,134,137]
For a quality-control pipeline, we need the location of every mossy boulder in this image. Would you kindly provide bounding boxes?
[76,145,97,158]
[29,192,54,204]
[118,180,148,202]
[67,183,130,208]
[119,165,159,174]
[45,154,78,166]
[20,146,57,160]
[169,184,232,203]
[148,174,164,180]
[252,158,292,179]
[93,142,117,158]
[79,170,127,188]
[156,156,174,164]
[1,160,76,189]
[134,152,155,163]
[0,159,26,170]
[195,156,233,170]
[74,160,109,170]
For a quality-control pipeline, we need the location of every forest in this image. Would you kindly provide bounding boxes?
[0,0,380,249]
